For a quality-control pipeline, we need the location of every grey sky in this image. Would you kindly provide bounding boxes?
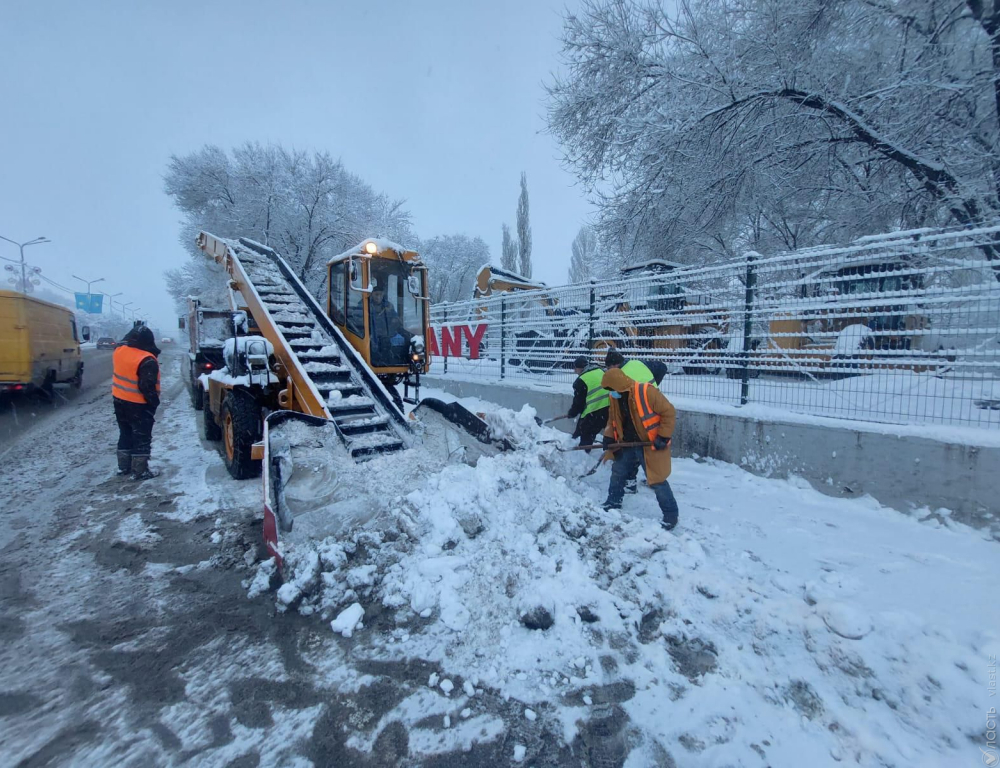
[0,0,593,332]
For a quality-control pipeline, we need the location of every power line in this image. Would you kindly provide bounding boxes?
[9,259,136,317]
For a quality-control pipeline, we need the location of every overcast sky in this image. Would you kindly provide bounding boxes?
[0,0,594,332]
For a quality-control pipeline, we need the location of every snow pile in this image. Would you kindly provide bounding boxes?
[250,400,997,765]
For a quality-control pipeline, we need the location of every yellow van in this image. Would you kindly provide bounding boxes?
[0,291,88,395]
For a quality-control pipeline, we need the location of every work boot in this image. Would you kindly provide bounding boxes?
[625,480,638,495]
[129,455,159,481]
[116,450,132,475]
[661,520,677,533]
[602,501,621,512]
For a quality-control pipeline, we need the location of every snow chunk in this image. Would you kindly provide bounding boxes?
[820,602,873,640]
[330,602,365,637]
[247,558,277,599]
[513,744,527,762]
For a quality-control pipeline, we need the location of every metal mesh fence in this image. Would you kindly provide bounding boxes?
[429,224,1000,429]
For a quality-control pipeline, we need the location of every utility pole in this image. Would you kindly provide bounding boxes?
[0,235,50,293]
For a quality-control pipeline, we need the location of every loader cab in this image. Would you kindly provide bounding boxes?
[327,240,430,403]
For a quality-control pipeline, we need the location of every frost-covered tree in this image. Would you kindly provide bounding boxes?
[569,225,604,282]
[501,223,519,272]
[517,172,533,278]
[547,0,1000,275]
[421,234,491,303]
[163,142,414,311]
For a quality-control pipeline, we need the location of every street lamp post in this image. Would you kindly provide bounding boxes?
[72,274,106,308]
[105,292,123,316]
[0,235,50,293]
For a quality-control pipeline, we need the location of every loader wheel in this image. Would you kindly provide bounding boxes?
[191,376,204,410]
[71,364,83,389]
[203,402,222,441]
[221,392,262,480]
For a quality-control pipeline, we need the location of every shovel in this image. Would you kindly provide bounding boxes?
[574,441,654,478]
[533,413,572,426]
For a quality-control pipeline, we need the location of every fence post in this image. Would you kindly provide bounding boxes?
[442,306,448,375]
[500,297,507,380]
[740,252,757,406]
[588,281,596,356]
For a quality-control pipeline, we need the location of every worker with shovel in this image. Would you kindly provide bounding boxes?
[600,367,679,531]
[566,355,609,453]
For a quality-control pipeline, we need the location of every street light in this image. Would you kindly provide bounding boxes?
[105,291,123,316]
[72,274,105,298]
[0,235,50,293]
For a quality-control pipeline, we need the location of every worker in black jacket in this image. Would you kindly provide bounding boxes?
[112,325,161,480]
[567,356,609,452]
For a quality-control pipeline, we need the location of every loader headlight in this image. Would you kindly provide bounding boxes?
[409,338,425,366]
[364,241,378,254]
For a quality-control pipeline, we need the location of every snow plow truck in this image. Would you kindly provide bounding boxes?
[195,233,505,567]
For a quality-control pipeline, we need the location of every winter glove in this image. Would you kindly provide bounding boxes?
[653,435,670,451]
[602,435,615,451]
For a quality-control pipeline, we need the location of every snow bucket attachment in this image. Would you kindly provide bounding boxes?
[408,397,513,452]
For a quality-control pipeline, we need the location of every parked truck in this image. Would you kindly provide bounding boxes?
[0,291,88,397]
[179,298,231,410]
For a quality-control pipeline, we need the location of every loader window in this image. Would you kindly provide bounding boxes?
[330,261,347,326]
[346,264,366,339]
[369,261,424,367]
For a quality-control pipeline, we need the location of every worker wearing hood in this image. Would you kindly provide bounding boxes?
[112,325,161,480]
[600,367,679,530]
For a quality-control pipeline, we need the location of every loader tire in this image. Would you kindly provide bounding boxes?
[191,376,204,410]
[221,392,262,480]
[203,402,222,442]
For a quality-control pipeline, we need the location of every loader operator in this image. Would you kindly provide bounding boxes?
[112,325,161,480]
[600,366,679,531]
[567,355,609,452]
[369,276,406,367]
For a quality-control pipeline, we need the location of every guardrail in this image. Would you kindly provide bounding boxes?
[428,224,1000,429]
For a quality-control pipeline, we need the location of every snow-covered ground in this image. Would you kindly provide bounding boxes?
[261,389,1000,767]
[3,351,996,767]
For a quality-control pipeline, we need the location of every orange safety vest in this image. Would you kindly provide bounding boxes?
[612,382,662,445]
[112,346,160,404]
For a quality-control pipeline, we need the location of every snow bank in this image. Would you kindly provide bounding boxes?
[250,397,998,766]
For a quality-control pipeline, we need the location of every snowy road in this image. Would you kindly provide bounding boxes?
[0,347,114,446]
[1,352,997,767]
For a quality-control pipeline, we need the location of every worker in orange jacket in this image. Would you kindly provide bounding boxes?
[112,325,161,480]
[600,367,679,530]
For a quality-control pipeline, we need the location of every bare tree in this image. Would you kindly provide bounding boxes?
[501,223,519,272]
[547,0,1000,274]
[421,234,491,302]
[163,142,414,310]
[517,172,533,278]
[569,225,603,282]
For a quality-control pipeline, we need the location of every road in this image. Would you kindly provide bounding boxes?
[0,348,528,767]
[0,347,116,448]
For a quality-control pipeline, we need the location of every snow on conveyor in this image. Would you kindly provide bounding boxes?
[250,395,998,766]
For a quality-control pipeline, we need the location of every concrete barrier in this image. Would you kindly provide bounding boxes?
[424,376,1000,534]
